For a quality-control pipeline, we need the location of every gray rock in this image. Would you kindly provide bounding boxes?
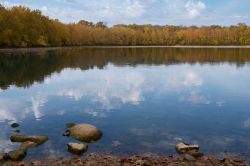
[68,124,102,143]
[10,134,48,145]
[7,149,26,161]
[175,143,199,154]
[67,143,88,154]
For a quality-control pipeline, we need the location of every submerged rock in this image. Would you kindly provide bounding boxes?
[6,136,47,161]
[10,134,48,145]
[19,141,37,151]
[68,124,102,143]
[7,150,26,161]
[11,123,19,128]
[175,143,199,154]
[67,143,88,155]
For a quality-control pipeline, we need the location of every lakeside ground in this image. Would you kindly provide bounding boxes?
[1,153,249,166]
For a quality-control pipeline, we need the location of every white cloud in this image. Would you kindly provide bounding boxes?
[185,0,206,18]
[125,1,146,18]
[0,0,22,7]
[2,0,250,25]
[0,0,208,25]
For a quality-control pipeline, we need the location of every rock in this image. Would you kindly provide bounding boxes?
[7,150,26,161]
[175,143,199,154]
[66,122,76,128]
[67,143,88,155]
[19,141,37,151]
[32,160,42,165]
[15,130,20,133]
[134,159,145,166]
[63,129,70,137]
[10,134,48,145]
[0,152,6,162]
[184,153,196,161]
[68,124,102,143]
[187,150,203,158]
[11,123,19,128]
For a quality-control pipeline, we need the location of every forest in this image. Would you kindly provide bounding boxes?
[1,5,250,47]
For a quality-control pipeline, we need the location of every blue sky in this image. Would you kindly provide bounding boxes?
[1,0,250,26]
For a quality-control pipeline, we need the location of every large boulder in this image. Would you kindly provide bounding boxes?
[175,143,199,154]
[68,124,102,143]
[10,134,48,145]
[67,143,88,155]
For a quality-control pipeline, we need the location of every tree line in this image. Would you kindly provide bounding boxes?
[1,5,250,47]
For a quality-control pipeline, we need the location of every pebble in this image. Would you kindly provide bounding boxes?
[11,123,19,128]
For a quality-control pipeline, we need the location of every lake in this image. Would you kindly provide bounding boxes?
[0,47,250,160]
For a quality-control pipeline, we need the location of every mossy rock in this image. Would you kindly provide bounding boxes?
[10,134,48,145]
[7,150,26,161]
[19,141,37,151]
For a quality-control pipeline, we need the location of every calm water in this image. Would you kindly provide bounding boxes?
[0,47,250,159]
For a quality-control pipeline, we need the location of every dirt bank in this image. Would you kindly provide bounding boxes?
[1,152,249,166]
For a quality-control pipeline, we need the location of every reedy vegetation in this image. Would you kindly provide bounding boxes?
[1,5,250,47]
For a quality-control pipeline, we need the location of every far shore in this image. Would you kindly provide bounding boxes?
[1,45,250,52]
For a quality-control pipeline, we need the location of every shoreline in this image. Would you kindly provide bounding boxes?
[1,45,250,52]
[1,152,249,166]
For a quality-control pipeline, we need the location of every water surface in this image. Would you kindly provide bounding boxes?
[0,47,250,159]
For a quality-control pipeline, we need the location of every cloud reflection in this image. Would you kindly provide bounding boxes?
[184,72,203,87]
[0,64,214,122]
[243,118,250,128]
